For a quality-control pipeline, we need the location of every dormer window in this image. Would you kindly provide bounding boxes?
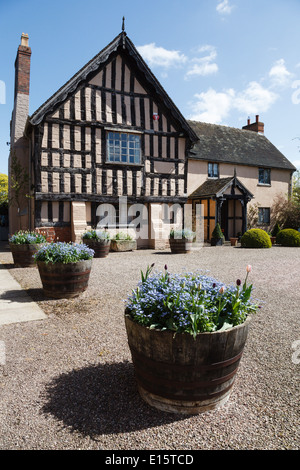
[107,131,141,164]
[208,162,219,178]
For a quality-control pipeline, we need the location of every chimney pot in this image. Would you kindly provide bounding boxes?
[14,33,32,99]
[242,115,264,134]
[21,33,29,47]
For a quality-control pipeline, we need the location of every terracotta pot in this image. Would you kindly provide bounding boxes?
[230,237,238,246]
[125,314,251,414]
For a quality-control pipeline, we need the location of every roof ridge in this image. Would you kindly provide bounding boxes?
[28,33,198,142]
[30,32,124,125]
[187,119,265,135]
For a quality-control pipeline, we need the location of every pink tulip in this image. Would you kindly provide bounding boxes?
[246,265,252,273]
[219,286,225,294]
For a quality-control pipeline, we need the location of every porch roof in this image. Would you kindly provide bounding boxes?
[188,176,254,199]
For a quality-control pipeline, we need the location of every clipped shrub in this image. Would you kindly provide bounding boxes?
[211,223,224,240]
[276,229,300,247]
[241,229,272,248]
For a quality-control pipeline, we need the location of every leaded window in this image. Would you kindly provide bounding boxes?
[208,162,219,178]
[258,168,271,185]
[258,207,270,224]
[107,132,141,164]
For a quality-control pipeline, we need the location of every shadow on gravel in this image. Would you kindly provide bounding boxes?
[0,263,15,270]
[0,288,50,304]
[41,361,187,437]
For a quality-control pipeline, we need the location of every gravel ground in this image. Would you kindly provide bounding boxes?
[0,241,299,451]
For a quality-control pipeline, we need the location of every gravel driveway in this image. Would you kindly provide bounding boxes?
[0,241,299,450]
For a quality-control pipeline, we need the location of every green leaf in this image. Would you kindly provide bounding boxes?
[218,322,233,331]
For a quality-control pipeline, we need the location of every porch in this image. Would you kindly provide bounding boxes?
[189,175,254,241]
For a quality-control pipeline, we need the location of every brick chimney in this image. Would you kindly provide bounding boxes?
[11,33,32,143]
[242,115,264,134]
[9,33,32,236]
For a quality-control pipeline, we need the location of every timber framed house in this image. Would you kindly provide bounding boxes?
[9,26,296,245]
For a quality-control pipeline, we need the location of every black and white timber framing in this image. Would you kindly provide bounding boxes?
[27,30,198,227]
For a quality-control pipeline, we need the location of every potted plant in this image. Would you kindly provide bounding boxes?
[82,229,111,258]
[9,230,47,267]
[211,223,225,246]
[110,231,137,252]
[169,228,195,254]
[34,242,94,298]
[271,222,281,245]
[230,236,239,246]
[125,264,258,414]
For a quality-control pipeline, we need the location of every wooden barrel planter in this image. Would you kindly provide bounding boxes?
[83,239,111,258]
[125,314,251,414]
[9,243,43,268]
[37,259,92,299]
[169,237,193,254]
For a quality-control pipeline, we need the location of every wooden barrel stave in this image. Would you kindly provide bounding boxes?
[169,238,193,253]
[83,239,110,258]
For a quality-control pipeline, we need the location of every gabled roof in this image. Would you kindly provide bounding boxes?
[29,31,198,143]
[187,121,296,172]
[189,175,254,199]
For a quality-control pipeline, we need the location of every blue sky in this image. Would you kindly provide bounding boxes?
[1,0,300,175]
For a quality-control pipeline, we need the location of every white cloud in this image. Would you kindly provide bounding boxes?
[234,81,278,114]
[138,42,219,80]
[269,59,294,87]
[216,0,234,15]
[137,43,187,69]
[189,81,278,124]
[185,45,218,79]
[189,88,235,123]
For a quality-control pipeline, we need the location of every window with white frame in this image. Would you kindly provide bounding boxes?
[107,131,141,164]
[208,162,219,178]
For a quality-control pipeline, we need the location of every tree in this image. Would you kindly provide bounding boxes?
[292,169,300,206]
[0,173,8,206]
[9,152,32,230]
[9,152,30,212]
[270,194,300,230]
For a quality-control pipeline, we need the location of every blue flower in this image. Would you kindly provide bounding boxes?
[125,265,259,335]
